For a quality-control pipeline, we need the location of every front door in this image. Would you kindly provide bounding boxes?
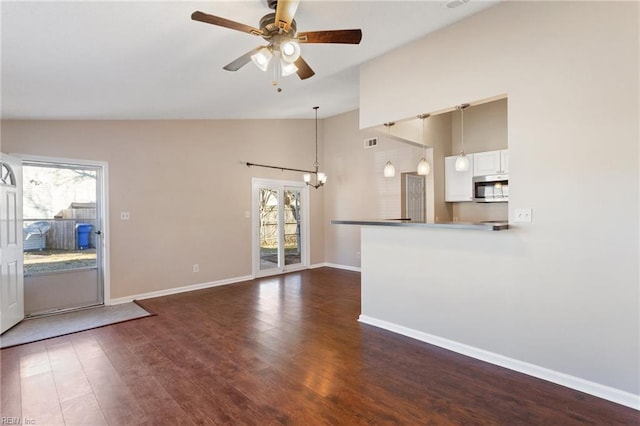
[252,178,309,277]
[1,154,24,333]
[21,159,105,316]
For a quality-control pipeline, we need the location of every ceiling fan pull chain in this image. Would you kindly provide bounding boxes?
[272,57,278,87]
[272,52,282,92]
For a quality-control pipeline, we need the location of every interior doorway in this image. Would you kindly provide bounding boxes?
[252,178,309,278]
[21,157,108,317]
[401,172,426,222]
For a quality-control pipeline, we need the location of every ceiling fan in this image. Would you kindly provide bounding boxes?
[191,0,362,81]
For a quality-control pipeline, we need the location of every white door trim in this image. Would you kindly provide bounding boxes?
[11,153,111,305]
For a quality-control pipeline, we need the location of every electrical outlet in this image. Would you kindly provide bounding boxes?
[193,264,199,273]
[356,251,361,259]
[514,208,532,223]
[120,212,130,220]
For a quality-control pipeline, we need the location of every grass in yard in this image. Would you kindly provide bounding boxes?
[24,249,96,274]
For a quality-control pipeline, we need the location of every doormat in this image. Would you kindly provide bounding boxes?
[0,302,154,349]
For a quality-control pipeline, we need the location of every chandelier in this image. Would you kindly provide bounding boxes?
[303,106,327,189]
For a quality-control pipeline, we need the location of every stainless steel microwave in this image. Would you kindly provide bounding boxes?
[473,174,508,202]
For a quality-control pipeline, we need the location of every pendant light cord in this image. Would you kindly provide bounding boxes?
[458,103,469,153]
[459,105,464,153]
[420,113,429,156]
[314,106,319,171]
[461,107,464,152]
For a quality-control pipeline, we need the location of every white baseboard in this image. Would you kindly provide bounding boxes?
[110,264,359,305]
[308,263,327,269]
[109,275,254,305]
[358,315,640,411]
[321,262,361,272]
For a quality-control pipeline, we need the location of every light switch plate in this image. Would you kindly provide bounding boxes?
[514,208,532,223]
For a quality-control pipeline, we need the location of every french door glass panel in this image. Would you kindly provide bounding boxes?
[259,188,280,271]
[284,189,302,266]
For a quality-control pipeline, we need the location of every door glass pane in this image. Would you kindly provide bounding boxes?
[22,164,97,276]
[259,188,279,270]
[284,189,302,266]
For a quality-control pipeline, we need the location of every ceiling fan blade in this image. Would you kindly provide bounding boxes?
[191,11,264,36]
[274,0,300,33]
[297,29,362,44]
[294,56,315,80]
[223,46,264,71]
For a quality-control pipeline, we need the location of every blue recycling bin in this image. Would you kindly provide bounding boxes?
[76,223,93,250]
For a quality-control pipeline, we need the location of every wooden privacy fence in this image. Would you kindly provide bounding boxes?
[24,205,96,251]
[46,219,96,250]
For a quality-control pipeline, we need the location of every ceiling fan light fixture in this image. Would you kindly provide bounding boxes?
[191,7,362,82]
[251,47,272,71]
[280,40,301,63]
[280,59,299,76]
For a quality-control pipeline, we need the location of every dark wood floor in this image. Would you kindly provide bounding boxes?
[1,268,637,425]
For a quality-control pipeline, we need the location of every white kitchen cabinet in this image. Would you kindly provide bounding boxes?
[445,155,474,202]
[500,149,509,173]
[473,149,508,176]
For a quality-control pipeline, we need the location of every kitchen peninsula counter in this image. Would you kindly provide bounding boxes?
[331,219,509,231]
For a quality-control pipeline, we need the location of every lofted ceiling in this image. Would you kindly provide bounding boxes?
[1,1,499,120]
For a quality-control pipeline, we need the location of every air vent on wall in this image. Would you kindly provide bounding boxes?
[363,137,378,149]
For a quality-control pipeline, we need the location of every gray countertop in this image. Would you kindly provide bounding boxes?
[330,219,509,231]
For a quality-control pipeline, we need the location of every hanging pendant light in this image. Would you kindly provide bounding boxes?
[455,104,470,172]
[417,158,431,176]
[383,122,396,177]
[304,106,327,189]
[383,161,396,177]
[417,114,431,176]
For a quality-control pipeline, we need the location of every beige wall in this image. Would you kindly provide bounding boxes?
[2,119,326,298]
[451,98,508,155]
[425,112,453,223]
[356,0,639,399]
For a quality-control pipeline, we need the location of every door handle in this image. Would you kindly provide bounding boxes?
[94,230,102,235]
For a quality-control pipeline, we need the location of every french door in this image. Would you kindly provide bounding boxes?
[252,178,309,277]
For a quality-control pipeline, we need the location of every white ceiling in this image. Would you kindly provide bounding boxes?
[1,1,499,120]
